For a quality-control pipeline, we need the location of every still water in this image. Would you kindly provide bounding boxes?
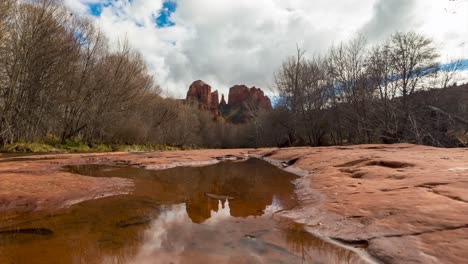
[0,158,365,263]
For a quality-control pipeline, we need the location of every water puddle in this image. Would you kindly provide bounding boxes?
[0,158,366,263]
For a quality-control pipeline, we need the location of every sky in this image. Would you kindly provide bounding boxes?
[64,0,468,98]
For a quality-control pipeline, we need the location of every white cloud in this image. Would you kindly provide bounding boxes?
[66,0,468,98]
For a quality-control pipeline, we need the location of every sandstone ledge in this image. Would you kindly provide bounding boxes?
[0,145,467,263]
[250,144,468,264]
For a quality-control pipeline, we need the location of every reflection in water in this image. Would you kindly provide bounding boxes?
[129,202,235,264]
[130,204,191,264]
[65,158,298,224]
[0,158,366,263]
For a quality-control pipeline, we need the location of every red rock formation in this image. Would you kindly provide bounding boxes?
[228,85,272,110]
[220,94,227,107]
[210,90,219,109]
[186,80,212,110]
[186,80,221,117]
[185,81,272,122]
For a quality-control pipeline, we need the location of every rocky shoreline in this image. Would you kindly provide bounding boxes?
[1,144,467,263]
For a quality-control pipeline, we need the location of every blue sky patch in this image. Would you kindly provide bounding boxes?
[85,0,176,28]
[155,0,176,28]
[87,3,103,16]
[87,1,112,17]
[440,59,468,72]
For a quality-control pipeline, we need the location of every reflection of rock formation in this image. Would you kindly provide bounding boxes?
[69,159,297,225]
[129,200,320,264]
[139,159,297,224]
[185,198,232,224]
[185,195,219,224]
[129,201,236,264]
[177,159,297,223]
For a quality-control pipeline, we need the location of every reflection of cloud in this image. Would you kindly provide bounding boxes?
[206,200,231,224]
[264,195,284,215]
[129,201,235,263]
[129,204,192,264]
[126,199,287,263]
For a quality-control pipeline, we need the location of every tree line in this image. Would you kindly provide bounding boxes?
[0,0,236,150]
[0,0,466,151]
[256,33,467,148]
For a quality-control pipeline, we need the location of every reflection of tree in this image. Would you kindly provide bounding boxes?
[281,223,356,264]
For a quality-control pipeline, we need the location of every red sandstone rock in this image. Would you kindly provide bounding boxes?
[185,81,272,122]
[210,90,219,108]
[225,85,272,123]
[227,85,272,110]
[250,144,468,264]
[186,80,221,117]
[186,80,213,110]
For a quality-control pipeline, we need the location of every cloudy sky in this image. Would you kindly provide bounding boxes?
[64,0,468,98]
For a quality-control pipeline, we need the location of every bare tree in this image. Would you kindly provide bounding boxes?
[387,32,439,142]
[274,45,306,114]
[327,36,376,143]
[273,45,307,145]
[367,43,401,142]
[300,56,331,145]
[57,16,107,143]
[0,0,76,143]
[273,47,333,146]
[0,0,15,25]
[437,58,464,89]
[85,41,158,142]
[388,32,439,108]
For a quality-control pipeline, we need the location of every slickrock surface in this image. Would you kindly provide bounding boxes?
[1,144,467,263]
[251,144,468,264]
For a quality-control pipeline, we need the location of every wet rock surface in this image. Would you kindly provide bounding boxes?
[0,144,467,263]
[0,157,365,264]
[250,144,468,264]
